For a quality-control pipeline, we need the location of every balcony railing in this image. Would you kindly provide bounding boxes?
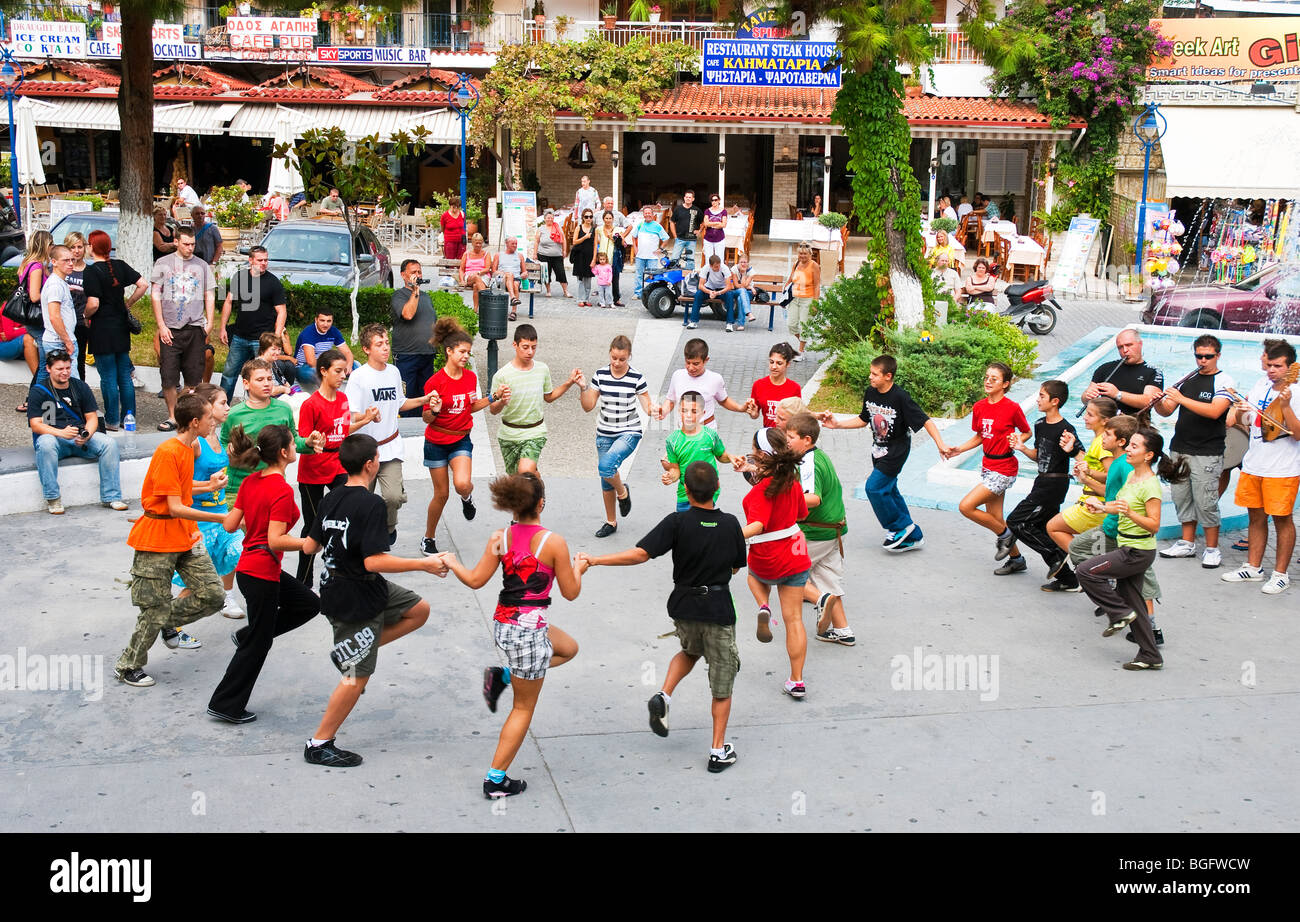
[520,20,735,52]
[931,24,984,65]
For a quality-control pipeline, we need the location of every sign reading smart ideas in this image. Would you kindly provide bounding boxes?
[1149,17,1300,82]
[702,39,840,88]
[8,19,87,57]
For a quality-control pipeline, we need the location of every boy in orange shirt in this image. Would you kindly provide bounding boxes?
[115,393,229,687]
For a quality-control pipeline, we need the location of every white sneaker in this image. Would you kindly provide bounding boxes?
[1159,539,1197,558]
[792,352,805,363]
[1221,564,1265,583]
[686,322,698,329]
[221,590,246,619]
[725,324,733,332]
[1262,572,1290,595]
[1201,547,1222,569]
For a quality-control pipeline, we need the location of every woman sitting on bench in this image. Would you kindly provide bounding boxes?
[459,233,496,312]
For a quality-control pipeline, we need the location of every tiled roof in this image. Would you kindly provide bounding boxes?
[904,96,1087,128]
[14,59,120,94]
[152,64,254,98]
[246,66,376,99]
[375,69,468,101]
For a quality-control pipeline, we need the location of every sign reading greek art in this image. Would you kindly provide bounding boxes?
[702,39,840,88]
[8,20,87,57]
[1149,17,1300,82]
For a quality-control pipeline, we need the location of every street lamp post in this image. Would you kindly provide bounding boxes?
[1132,103,1167,283]
[448,73,479,217]
[0,48,26,228]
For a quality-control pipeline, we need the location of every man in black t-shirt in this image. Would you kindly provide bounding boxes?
[218,247,287,400]
[1153,333,1235,567]
[1081,327,1165,415]
[579,462,747,774]
[27,349,126,514]
[820,354,950,552]
[669,191,702,271]
[300,434,449,769]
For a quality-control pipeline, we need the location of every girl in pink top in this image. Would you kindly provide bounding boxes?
[592,251,614,307]
[440,472,584,799]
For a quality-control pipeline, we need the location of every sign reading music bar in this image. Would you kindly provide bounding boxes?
[702,39,840,88]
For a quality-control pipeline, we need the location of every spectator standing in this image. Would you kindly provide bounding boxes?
[570,209,596,307]
[631,204,669,301]
[153,207,178,261]
[16,229,52,395]
[151,231,216,431]
[218,246,286,401]
[190,205,224,266]
[534,208,570,298]
[390,259,439,417]
[64,232,89,381]
[83,230,146,430]
[440,194,467,260]
[38,245,78,390]
[785,242,820,361]
[592,212,625,306]
[27,349,126,514]
[574,175,601,216]
[700,194,728,264]
[670,191,703,270]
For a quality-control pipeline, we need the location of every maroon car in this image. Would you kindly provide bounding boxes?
[1143,263,1300,333]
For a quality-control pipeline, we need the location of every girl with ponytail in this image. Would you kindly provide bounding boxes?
[208,424,320,722]
[1077,427,1189,672]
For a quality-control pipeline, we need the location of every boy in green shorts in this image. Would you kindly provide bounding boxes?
[489,323,583,474]
[300,433,450,767]
[578,462,749,773]
[662,391,732,511]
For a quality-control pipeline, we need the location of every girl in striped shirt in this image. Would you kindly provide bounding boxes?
[579,335,655,537]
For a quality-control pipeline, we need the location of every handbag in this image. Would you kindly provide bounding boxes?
[3,284,42,329]
[778,282,795,307]
[125,308,143,336]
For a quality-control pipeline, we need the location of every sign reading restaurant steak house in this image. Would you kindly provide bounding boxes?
[702,39,840,88]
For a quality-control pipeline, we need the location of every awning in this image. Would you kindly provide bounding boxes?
[31,99,119,131]
[228,105,461,142]
[1159,105,1300,199]
[153,102,244,136]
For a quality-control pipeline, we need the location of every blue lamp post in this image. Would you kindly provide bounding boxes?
[0,47,26,228]
[1132,102,1167,282]
[448,73,479,213]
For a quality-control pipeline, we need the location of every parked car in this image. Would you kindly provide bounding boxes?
[255,220,394,289]
[1142,263,1300,334]
[2,209,120,267]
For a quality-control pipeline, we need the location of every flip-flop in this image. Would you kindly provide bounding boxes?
[507,311,517,321]
[15,404,26,413]
[1231,537,1250,551]
[157,419,177,432]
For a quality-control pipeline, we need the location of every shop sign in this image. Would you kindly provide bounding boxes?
[88,22,200,60]
[315,46,430,65]
[7,20,87,57]
[227,16,316,51]
[1149,17,1300,82]
[735,7,807,41]
[702,39,840,88]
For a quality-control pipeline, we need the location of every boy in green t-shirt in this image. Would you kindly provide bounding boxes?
[662,392,731,511]
[784,412,854,646]
[489,323,582,475]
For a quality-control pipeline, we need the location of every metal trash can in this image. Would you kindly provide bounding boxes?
[478,291,509,341]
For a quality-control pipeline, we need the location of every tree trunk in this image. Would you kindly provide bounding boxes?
[883,161,927,328]
[118,4,155,282]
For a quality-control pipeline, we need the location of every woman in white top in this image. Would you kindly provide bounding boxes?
[731,253,757,323]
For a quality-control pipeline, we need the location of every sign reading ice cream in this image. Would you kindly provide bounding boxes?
[8,19,87,57]
[1149,17,1300,82]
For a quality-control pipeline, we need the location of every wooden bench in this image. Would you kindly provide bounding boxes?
[432,257,544,318]
[752,273,787,332]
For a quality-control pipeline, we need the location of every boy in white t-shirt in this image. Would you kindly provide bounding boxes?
[1221,340,1300,595]
[344,324,441,545]
[655,337,749,430]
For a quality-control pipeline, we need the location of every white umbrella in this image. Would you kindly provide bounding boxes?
[15,96,45,228]
[267,109,304,198]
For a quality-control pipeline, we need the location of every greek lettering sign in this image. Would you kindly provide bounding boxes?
[735,7,806,41]
[227,17,316,51]
[1149,17,1300,82]
[702,39,840,88]
[8,20,87,57]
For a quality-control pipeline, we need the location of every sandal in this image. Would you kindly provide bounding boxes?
[507,311,517,321]
[157,419,177,432]
[1231,537,1250,551]
[15,404,26,413]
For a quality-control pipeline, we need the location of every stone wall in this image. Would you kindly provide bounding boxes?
[533,128,618,211]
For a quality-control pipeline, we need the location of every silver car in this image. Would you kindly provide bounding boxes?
[255,220,393,288]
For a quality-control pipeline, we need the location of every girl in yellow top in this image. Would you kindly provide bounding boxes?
[1076,427,1189,670]
[1046,396,1118,555]
[785,242,821,362]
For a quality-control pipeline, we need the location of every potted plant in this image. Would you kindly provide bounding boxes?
[649,3,661,23]
[602,5,617,28]
[929,216,958,234]
[208,183,262,251]
[903,75,922,98]
[532,0,546,24]
[554,14,573,38]
[218,3,235,18]
[628,0,650,22]
[816,212,848,230]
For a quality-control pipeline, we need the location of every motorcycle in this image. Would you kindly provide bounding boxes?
[641,256,725,321]
[1001,279,1061,335]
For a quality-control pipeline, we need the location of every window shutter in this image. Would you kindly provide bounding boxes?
[978,149,1027,196]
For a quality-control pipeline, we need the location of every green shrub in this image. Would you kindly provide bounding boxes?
[929,216,958,234]
[816,212,848,230]
[833,319,1038,418]
[800,265,885,353]
[947,303,1037,378]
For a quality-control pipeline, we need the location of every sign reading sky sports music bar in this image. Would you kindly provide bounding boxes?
[702,39,840,88]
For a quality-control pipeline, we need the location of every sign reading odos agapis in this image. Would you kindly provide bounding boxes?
[702,39,840,88]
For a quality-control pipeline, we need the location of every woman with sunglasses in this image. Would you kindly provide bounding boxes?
[570,209,596,307]
[459,232,496,313]
[701,194,729,264]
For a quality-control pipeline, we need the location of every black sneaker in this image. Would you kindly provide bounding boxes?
[1094,607,1107,617]
[1040,578,1081,592]
[815,628,856,646]
[420,537,438,556]
[304,739,363,767]
[648,691,669,737]
[707,743,737,773]
[115,668,154,687]
[483,775,527,798]
[994,530,1016,561]
[1046,553,1069,580]
[207,707,257,724]
[482,666,508,713]
[461,494,477,521]
[1102,611,1138,637]
[994,556,1027,575]
[595,522,617,538]
[1126,629,1165,646]
[618,487,632,518]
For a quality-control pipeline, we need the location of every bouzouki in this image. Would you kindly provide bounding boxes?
[1226,362,1299,442]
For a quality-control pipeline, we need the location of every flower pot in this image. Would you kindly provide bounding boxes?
[603,15,617,28]
[649,12,661,23]
[218,226,241,252]
[534,15,546,24]
[460,19,471,31]
[904,84,922,98]
[469,40,485,52]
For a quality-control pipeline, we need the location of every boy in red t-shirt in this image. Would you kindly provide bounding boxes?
[116,394,229,687]
[945,362,1031,563]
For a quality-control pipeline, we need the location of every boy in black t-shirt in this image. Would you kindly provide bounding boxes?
[1005,380,1079,583]
[819,354,949,552]
[300,434,449,768]
[578,462,748,773]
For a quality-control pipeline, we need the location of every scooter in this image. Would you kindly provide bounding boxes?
[1002,279,1061,335]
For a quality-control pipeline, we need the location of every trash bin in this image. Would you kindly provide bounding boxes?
[478,291,509,341]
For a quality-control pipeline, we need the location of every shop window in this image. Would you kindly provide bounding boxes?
[978,148,1027,197]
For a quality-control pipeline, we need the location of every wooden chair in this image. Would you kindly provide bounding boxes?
[995,236,1010,277]
[958,212,981,251]
[752,272,787,332]
[1028,214,1044,242]
[1036,238,1053,278]
[788,203,802,221]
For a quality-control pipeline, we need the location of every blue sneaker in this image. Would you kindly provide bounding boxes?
[890,535,926,553]
[882,523,917,549]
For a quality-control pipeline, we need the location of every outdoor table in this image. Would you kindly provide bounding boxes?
[981,220,1018,244]
[1003,234,1046,279]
